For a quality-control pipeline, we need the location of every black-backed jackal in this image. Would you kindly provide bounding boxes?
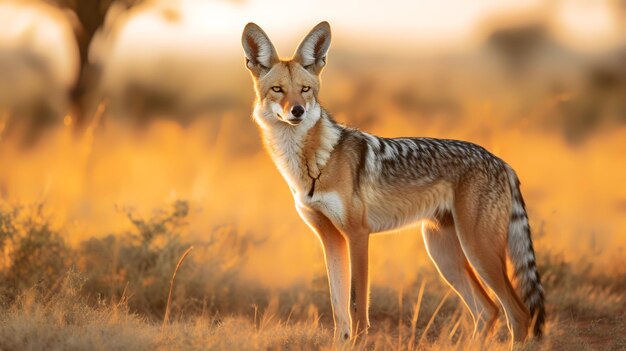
[241,21,546,346]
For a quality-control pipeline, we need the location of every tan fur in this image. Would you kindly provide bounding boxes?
[242,22,545,347]
[422,213,499,336]
[303,119,324,178]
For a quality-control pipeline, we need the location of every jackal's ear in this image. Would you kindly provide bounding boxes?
[242,23,279,77]
[294,21,331,75]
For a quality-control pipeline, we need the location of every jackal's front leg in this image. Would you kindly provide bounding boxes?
[297,205,352,341]
[320,230,352,341]
[348,234,370,337]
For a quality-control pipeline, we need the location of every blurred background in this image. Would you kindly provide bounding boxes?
[0,0,625,292]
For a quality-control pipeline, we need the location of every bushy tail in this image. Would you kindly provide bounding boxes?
[505,164,546,338]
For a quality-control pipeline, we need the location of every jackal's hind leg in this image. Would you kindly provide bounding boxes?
[453,190,530,344]
[422,212,498,337]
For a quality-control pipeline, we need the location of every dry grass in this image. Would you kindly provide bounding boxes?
[0,201,624,351]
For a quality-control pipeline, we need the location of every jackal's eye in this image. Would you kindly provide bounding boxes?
[301,86,311,93]
[271,86,283,93]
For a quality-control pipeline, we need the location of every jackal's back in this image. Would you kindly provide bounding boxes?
[331,127,510,232]
[368,136,507,183]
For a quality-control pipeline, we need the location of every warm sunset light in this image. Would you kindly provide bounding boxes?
[0,0,624,349]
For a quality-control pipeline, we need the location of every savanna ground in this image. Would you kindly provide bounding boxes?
[1,2,626,350]
[0,197,625,351]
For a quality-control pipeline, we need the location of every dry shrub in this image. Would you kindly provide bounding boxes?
[78,200,256,320]
[0,203,71,301]
[0,200,256,322]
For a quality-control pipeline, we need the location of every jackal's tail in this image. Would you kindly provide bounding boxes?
[505,164,546,338]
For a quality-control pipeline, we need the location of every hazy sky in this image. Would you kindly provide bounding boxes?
[1,0,622,89]
[157,0,623,52]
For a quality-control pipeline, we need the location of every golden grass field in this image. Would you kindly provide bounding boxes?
[1,89,625,350]
[1,2,626,350]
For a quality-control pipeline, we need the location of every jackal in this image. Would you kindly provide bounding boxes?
[241,21,545,345]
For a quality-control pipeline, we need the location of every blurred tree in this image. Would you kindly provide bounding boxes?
[486,23,548,73]
[49,0,144,126]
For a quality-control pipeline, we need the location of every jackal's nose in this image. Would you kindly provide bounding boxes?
[291,105,305,118]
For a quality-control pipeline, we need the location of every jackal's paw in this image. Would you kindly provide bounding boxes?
[334,329,351,344]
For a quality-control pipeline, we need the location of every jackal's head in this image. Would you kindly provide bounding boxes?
[242,22,331,128]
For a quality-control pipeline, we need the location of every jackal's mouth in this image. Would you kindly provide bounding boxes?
[277,113,302,125]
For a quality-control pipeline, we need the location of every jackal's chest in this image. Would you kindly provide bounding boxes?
[294,189,346,229]
[263,128,310,186]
